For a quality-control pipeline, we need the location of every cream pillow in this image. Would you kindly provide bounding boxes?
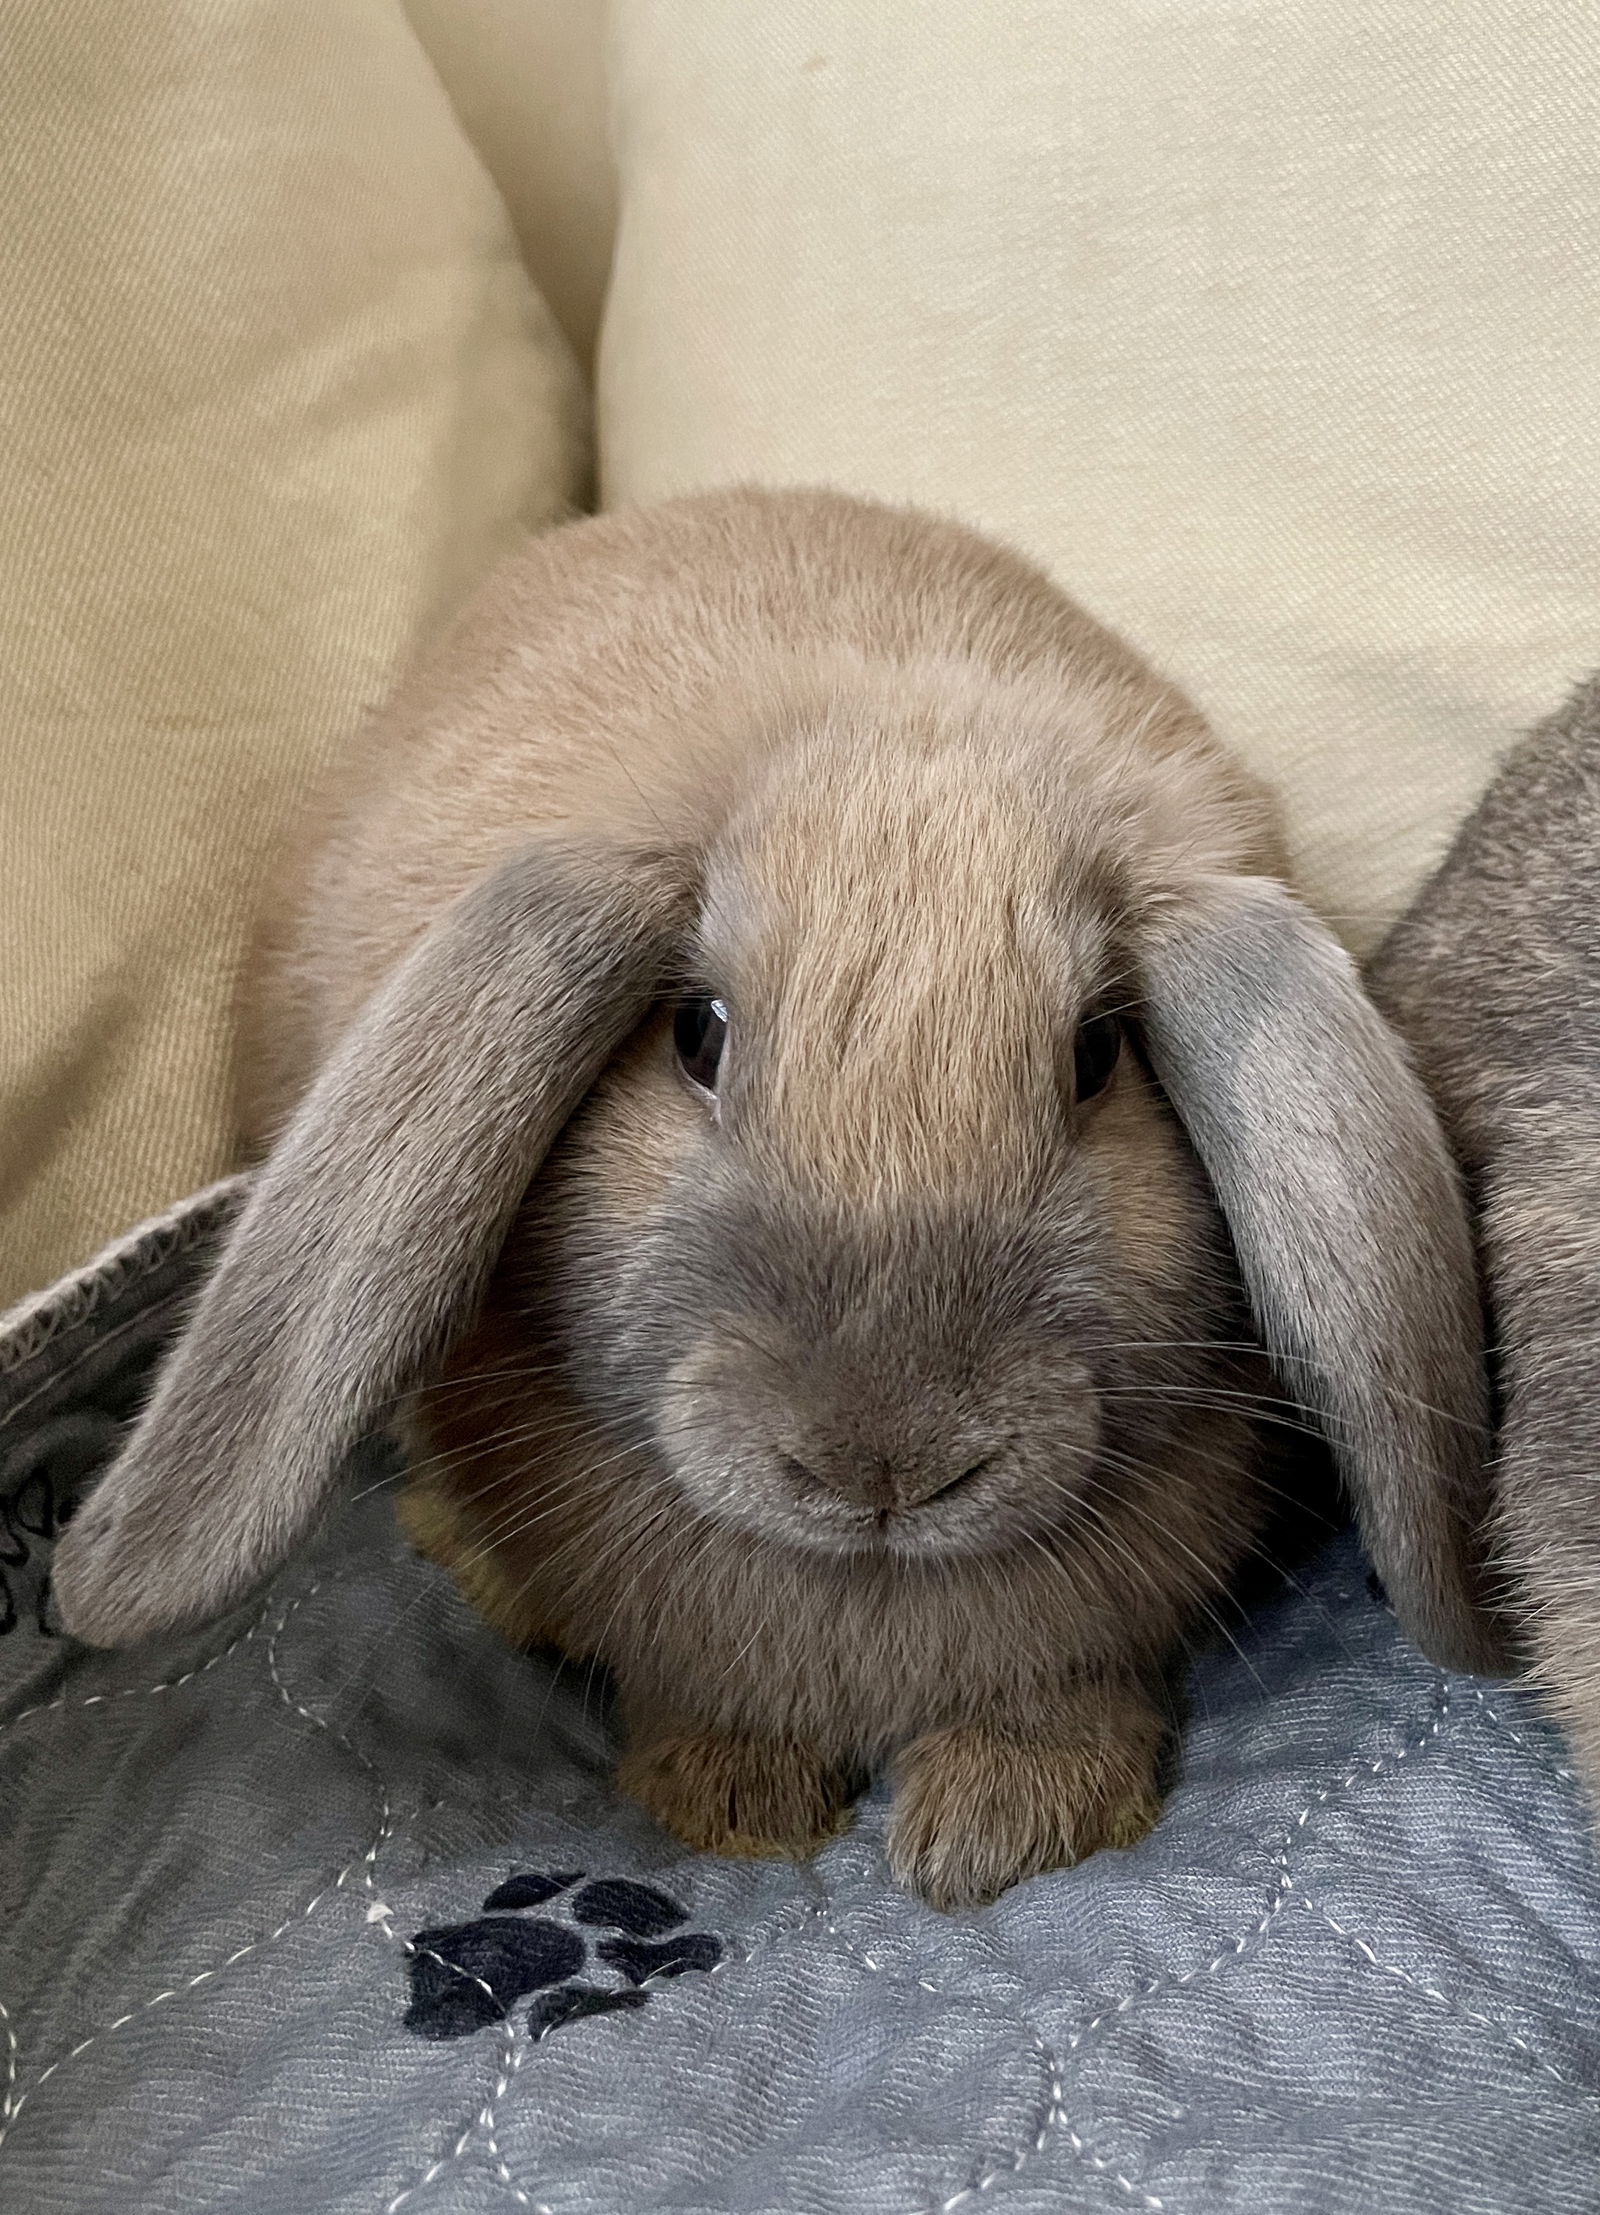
[0,0,586,1305]
[600,0,1600,949]
[403,0,617,366]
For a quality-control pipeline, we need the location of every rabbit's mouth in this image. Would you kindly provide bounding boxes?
[654,1396,1093,1559]
[794,1453,994,1545]
[819,1477,1046,1561]
[650,1326,1104,1556]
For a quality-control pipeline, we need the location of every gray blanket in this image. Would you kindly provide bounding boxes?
[2,1188,1598,2215]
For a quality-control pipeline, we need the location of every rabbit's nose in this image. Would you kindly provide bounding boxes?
[896,1454,993,1510]
[778,1449,892,1512]
[780,1446,992,1515]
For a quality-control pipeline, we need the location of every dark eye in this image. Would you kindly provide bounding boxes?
[674,995,728,1092]
[1072,1008,1121,1103]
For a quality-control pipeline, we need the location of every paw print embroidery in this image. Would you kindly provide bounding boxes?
[4,1409,129,1639]
[403,1871,723,2043]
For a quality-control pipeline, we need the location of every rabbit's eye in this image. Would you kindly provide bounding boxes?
[1073,1009,1121,1103]
[674,995,728,1093]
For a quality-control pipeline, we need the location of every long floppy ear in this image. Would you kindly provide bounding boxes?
[53,837,687,1648]
[1140,875,1510,1677]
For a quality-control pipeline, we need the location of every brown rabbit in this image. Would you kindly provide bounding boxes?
[53,488,1504,1907]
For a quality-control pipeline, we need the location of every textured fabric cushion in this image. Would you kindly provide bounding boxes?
[0,0,587,1308]
[403,0,617,366]
[599,0,1600,952]
[3,1190,1599,2214]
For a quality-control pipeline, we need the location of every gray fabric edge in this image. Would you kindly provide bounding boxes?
[0,1179,247,1386]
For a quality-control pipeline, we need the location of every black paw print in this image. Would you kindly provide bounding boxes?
[2,1410,130,1639]
[403,1871,723,2043]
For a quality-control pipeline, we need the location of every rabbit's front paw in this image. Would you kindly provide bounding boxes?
[619,1726,854,1860]
[887,1720,1162,1910]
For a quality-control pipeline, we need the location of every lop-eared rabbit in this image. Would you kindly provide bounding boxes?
[55,489,1503,1906]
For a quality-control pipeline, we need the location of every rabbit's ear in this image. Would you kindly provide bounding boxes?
[1140,875,1510,1677]
[53,838,687,1648]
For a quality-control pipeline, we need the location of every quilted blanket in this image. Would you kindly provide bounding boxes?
[2,1187,1598,2215]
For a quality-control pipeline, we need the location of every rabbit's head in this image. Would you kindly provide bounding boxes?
[495,703,1248,1568]
[50,490,1507,1677]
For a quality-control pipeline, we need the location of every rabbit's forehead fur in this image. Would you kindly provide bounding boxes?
[239,490,1285,1140]
[698,732,1116,1202]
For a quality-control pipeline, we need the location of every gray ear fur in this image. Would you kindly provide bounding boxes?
[52,838,685,1648]
[1141,874,1510,1677]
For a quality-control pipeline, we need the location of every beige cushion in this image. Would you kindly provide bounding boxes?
[601,0,1600,950]
[403,0,617,367]
[0,0,586,1306]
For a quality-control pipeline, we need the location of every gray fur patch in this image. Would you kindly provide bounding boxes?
[1145,874,1507,1677]
[1373,672,1600,1790]
[52,839,685,1647]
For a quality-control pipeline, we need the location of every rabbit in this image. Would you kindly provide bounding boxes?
[51,487,1506,1908]
[1371,670,1600,1808]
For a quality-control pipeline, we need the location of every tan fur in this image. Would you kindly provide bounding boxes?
[615,1729,856,1864]
[238,489,1276,1144]
[54,487,1498,1909]
[889,1704,1167,1911]
[393,1473,565,1654]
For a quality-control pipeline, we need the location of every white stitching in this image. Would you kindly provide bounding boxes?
[0,1838,388,2155]
[0,1586,394,2160]
[797,1709,1471,2215]
[798,1874,1141,2213]
[16,1508,1572,2215]
[0,1996,16,2132]
[1058,2121,1165,2211]
[1028,1677,1457,2213]
[0,1179,243,1382]
[1060,1679,1455,2073]
[361,1664,1588,2215]
[936,2035,1089,2211]
[370,1916,514,2215]
[263,1595,393,1912]
[1292,1894,1588,2093]
[383,2101,482,2215]
[480,2023,546,2214]
[0,1587,293,1747]
[380,2017,552,2215]
[376,1887,819,2215]
[1466,1683,1578,1783]
[257,1614,513,2215]
[428,1871,1049,2215]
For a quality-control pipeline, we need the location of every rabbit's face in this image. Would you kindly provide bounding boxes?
[517,742,1240,1560]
